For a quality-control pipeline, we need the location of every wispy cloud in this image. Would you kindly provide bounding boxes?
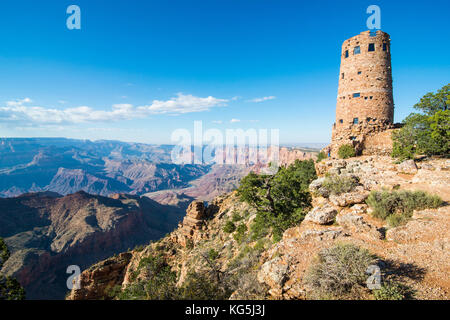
[0,93,228,126]
[230,118,241,123]
[247,96,276,103]
[212,120,223,124]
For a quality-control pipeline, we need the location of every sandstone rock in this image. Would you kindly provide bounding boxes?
[299,229,346,241]
[257,257,288,291]
[397,159,418,174]
[329,190,369,207]
[304,204,338,225]
[309,177,328,197]
[68,252,132,300]
[351,204,368,214]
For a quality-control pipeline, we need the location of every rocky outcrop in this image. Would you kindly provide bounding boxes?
[67,156,450,301]
[67,252,132,300]
[304,204,337,225]
[257,156,450,300]
[329,188,369,207]
[397,159,418,174]
[171,201,209,247]
[0,191,186,299]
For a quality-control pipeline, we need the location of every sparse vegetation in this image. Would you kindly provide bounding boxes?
[233,223,248,244]
[0,238,25,300]
[208,248,219,261]
[321,174,360,196]
[366,189,442,227]
[392,83,449,160]
[0,238,10,268]
[316,151,327,163]
[304,243,376,300]
[373,281,408,300]
[237,159,317,242]
[231,212,242,222]
[338,144,356,159]
[0,276,26,300]
[223,221,236,233]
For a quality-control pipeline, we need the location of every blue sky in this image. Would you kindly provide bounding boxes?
[0,0,449,144]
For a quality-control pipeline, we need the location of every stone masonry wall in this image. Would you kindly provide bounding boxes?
[330,30,395,157]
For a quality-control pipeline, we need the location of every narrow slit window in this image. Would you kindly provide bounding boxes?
[383,43,387,51]
[345,50,349,58]
[368,43,375,52]
[357,71,362,75]
[353,118,359,124]
[354,46,360,55]
[353,92,360,98]
[339,119,343,124]
[341,73,344,79]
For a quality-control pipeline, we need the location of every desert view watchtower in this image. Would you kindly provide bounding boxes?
[330,30,396,157]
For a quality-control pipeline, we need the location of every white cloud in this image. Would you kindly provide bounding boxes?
[230,118,241,123]
[247,96,276,103]
[0,93,228,126]
[141,93,228,115]
[212,120,223,124]
[6,98,32,107]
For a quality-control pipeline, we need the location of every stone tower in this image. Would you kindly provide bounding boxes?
[330,30,395,157]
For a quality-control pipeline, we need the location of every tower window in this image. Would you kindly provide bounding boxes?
[345,50,349,58]
[350,136,357,141]
[339,119,343,124]
[341,73,344,79]
[353,92,360,98]
[368,43,375,52]
[383,43,387,51]
[354,46,360,55]
[357,71,362,75]
[353,118,359,124]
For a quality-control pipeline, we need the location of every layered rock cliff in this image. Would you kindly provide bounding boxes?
[0,191,186,299]
[67,156,450,300]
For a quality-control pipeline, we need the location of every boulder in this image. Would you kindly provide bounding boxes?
[304,204,338,225]
[329,190,369,207]
[257,257,288,291]
[397,159,418,174]
[299,229,346,241]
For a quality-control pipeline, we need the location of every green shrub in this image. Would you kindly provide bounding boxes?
[208,248,219,261]
[338,144,356,159]
[250,214,270,241]
[223,221,236,233]
[366,189,442,226]
[237,159,317,242]
[373,282,407,300]
[233,223,248,243]
[304,243,376,300]
[316,151,327,163]
[392,84,449,160]
[0,276,26,300]
[0,238,25,300]
[0,238,10,268]
[178,272,232,300]
[321,174,360,196]
[231,212,242,222]
[117,254,178,300]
